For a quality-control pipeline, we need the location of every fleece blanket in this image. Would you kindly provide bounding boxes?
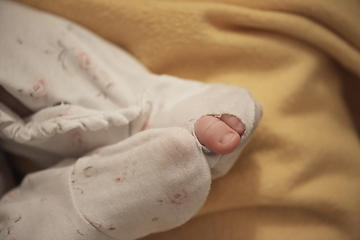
[16,0,360,239]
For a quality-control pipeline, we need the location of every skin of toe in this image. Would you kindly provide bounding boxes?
[194,115,241,155]
[220,114,245,135]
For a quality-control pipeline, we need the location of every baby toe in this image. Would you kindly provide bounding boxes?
[194,116,241,155]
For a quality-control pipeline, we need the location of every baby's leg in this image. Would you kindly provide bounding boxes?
[0,0,255,161]
[145,77,262,178]
[0,127,212,240]
[0,2,261,239]
[0,0,261,179]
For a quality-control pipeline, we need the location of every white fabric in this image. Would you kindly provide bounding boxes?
[0,1,262,239]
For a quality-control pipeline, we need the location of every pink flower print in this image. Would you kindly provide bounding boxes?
[77,52,92,72]
[112,160,138,184]
[141,121,151,131]
[158,189,189,208]
[1,189,21,204]
[70,130,85,149]
[168,189,188,205]
[77,51,110,82]
[29,79,47,101]
[114,171,127,183]
[98,69,110,82]
[5,189,20,200]
[49,114,65,120]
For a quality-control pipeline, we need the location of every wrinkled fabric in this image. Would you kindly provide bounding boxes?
[0,1,261,239]
[12,0,360,239]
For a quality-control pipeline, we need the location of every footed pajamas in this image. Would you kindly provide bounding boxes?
[0,1,262,239]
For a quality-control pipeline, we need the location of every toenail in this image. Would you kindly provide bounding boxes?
[220,133,237,144]
[237,121,245,133]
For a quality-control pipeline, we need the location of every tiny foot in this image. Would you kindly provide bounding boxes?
[194,114,245,155]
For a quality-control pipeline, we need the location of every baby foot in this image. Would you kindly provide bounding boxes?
[194,114,245,155]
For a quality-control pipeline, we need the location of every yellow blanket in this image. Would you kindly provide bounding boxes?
[17,0,360,239]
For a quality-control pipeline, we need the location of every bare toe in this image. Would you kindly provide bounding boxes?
[194,115,244,155]
[220,114,246,135]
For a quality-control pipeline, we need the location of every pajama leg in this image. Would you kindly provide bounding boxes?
[1,2,261,239]
[0,0,155,160]
[0,0,261,173]
[144,77,263,178]
[0,127,211,240]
